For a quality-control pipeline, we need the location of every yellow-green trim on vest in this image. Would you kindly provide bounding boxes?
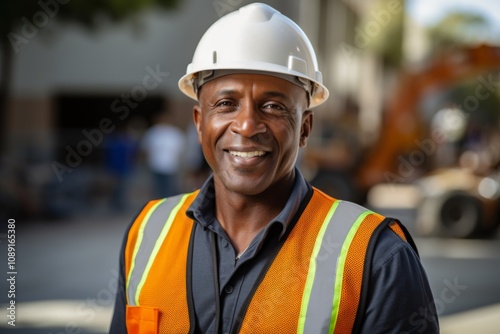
[126,199,165,305]
[126,193,192,306]
[298,199,340,333]
[298,200,376,334]
[330,210,373,334]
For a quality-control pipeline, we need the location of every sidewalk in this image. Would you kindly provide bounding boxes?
[440,303,500,334]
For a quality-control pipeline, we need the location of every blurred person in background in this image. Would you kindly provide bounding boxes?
[140,110,186,199]
[103,122,138,210]
[110,3,439,333]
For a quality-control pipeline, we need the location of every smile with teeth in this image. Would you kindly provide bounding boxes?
[229,150,266,158]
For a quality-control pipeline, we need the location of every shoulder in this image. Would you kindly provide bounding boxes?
[124,193,198,252]
[129,194,195,229]
[370,226,420,277]
[339,201,421,274]
[328,198,422,277]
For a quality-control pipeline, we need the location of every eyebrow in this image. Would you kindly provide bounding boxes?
[213,89,239,97]
[261,91,290,101]
[213,89,291,101]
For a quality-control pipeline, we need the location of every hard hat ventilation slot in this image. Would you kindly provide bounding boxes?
[212,51,217,64]
[288,55,307,75]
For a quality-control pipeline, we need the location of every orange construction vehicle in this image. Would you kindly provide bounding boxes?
[307,44,500,238]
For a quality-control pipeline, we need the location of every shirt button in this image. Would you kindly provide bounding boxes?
[224,285,234,294]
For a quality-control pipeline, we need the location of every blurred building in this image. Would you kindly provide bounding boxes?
[9,0,498,228]
[2,0,305,218]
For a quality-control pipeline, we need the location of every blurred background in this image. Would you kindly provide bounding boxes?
[0,0,499,333]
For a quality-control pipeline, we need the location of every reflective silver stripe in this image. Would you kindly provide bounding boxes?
[126,194,185,306]
[300,201,372,334]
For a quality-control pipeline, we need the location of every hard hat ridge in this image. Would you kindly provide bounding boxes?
[239,2,275,21]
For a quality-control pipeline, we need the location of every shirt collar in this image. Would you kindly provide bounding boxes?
[186,167,310,239]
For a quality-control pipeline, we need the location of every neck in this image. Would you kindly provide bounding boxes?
[214,172,295,253]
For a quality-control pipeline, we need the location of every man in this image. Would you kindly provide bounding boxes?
[110,3,439,333]
[140,111,186,199]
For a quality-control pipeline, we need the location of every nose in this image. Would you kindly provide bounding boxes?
[230,103,267,138]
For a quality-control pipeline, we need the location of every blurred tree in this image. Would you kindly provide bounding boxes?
[427,12,492,52]
[0,0,180,149]
[359,0,406,68]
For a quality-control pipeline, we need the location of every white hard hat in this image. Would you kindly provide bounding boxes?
[178,2,329,108]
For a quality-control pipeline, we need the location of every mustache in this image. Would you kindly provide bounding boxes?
[224,132,274,148]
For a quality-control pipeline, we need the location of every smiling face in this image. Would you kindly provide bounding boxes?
[193,73,313,197]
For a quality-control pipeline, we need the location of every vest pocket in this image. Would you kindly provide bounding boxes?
[126,305,159,334]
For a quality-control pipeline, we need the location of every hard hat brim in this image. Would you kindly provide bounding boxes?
[178,65,329,109]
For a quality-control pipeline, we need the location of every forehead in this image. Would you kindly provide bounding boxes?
[199,73,306,99]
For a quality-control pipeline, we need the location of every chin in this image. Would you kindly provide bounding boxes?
[222,174,271,196]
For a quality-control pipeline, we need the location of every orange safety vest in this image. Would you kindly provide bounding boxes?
[124,187,411,334]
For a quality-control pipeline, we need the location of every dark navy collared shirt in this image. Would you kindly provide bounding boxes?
[110,169,439,333]
[186,169,310,333]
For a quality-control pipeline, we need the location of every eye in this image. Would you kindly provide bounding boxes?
[262,102,286,113]
[215,100,234,107]
[263,102,284,110]
[212,99,237,112]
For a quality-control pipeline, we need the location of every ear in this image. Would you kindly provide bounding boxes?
[193,105,203,144]
[299,110,313,148]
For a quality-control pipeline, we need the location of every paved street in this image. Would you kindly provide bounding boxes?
[0,210,130,334]
[1,207,499,333]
